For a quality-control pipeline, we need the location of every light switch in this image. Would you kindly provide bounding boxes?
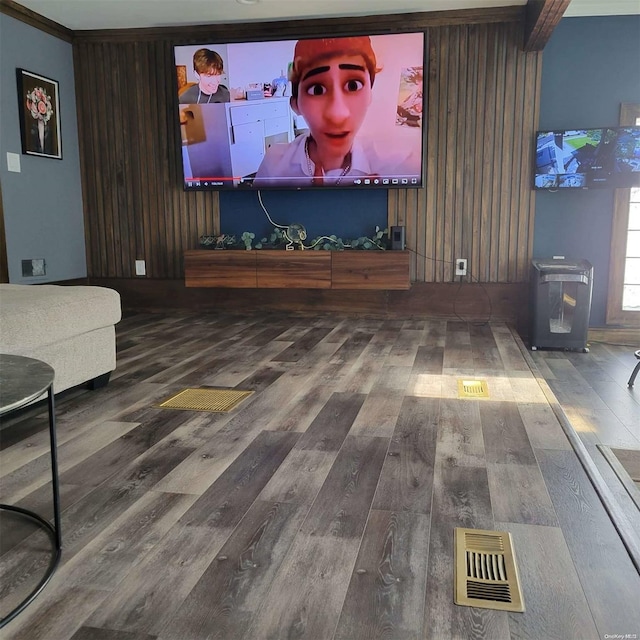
[7,152,21,173]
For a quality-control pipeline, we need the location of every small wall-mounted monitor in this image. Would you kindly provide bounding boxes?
[534,126,640,189]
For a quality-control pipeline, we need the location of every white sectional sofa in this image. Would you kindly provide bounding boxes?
[0,284,122,393]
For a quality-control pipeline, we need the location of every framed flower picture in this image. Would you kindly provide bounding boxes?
[16,69,62,159]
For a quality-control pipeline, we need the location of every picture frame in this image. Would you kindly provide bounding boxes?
[16,68,62,159]
[176,65,188,91]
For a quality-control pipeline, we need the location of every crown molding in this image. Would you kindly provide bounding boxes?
[0,1,523,44]
[0,0,73,41]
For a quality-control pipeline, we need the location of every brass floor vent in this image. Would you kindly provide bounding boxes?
[158,388,254,412]
[457,379,489,398]
[454,527,525,612]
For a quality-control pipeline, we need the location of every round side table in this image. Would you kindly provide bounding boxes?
[0,354,62,628]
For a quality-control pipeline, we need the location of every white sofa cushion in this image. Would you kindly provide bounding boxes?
[0,284,122,349]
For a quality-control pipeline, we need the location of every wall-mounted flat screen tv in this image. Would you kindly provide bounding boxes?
[534,126,640,189]
[174,32,425,191]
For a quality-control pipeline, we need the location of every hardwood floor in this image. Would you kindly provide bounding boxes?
[531,340,640,537]
[1,312,639,640]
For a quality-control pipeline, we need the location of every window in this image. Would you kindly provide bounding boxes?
[623,189,640,311]
[606,104,640,327]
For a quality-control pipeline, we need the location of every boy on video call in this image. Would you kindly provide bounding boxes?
[254,36,417,187]
[179,48,230,104]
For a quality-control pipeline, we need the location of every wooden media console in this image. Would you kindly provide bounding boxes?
[184,250,411,290]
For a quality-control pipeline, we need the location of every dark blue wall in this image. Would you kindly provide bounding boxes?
[535,15,640,325]
[220,189,388,243]
[0,14,86,283]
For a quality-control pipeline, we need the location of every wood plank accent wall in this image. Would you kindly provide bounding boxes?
[388,20,541,284]
[73,8,540,284]
[73,39,220,279]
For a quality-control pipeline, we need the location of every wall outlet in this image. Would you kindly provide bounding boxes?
[22,258,46,277]
[455,258,467,276]
[135,259,146,276]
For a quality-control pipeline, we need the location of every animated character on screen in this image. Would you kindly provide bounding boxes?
[179,48,230,104]
[253,36,417,187]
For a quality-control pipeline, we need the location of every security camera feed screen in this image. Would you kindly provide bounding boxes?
[534,127,640,189]
[174,32,425,190]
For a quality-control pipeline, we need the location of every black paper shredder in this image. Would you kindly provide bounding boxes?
[530,258,593,352]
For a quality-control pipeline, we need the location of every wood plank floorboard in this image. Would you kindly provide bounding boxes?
[338,335,395,394]
[424,465,508,640]
[1,313,639,640]
[263,382,336,434]
[0,419,140,489]
[412,344,445,373]
[58,412,193,488]
[294,392,366,452]
[333,510,431,640]
[349,389,405,438]
[299,435,388,539]
[443,321,474,372]
[329,330,375,365]
[270,326,335,363]
[3,586,111,640]
[173,430,300,529]
[85,523,233,636]
[241,532,361,640]
[158,499,306,640]
[436,397,485,468]
[495,522,600,640]
[372,396,439,514]
[59,490,197,591]
[470,323,504,371]
[0,403,57,451]
[486,461,559,526]
[480,400,538,465]
[536,449,640,636]
[386,329,423,367]
[421,319,447,347]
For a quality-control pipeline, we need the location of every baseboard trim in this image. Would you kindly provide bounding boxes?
[89,277,530,332]
[588,328,640,346]
[31,278,90,286]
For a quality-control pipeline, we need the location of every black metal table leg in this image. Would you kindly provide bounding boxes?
[628,350,640,388]
[0,384,62,628]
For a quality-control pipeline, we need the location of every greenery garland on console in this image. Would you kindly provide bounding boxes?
[200,227,389,251]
